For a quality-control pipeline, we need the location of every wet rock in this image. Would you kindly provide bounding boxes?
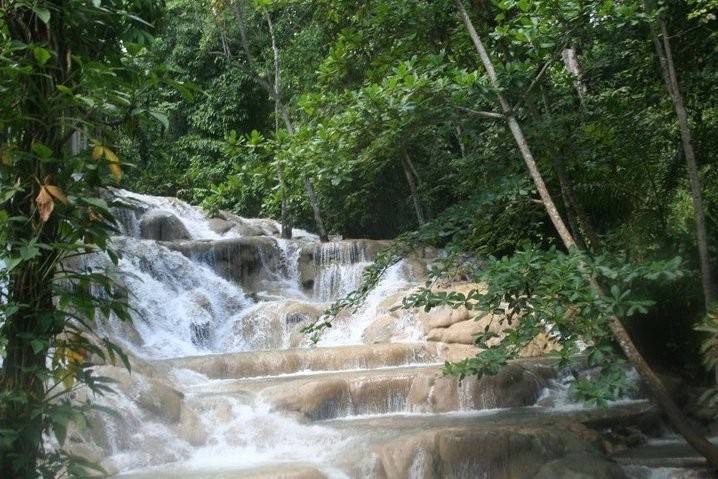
[166,237,279,292]
[267,379,351,420]
[373,424,598,479]
[224,300,325,351]
[233,464,328,479]
[207,217,235,235]
[215,210,280,237]
[349,376,414,416]
[92,365,183,424]
[407,363,553,413]
[419,306,471,331]
[160,343,441,379]
[533,452,627,478]
[139,210,191,241]
[264,360,554,420]
[363,314,400,344]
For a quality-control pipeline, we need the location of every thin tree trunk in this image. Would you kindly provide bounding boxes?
[233,3,328,241]
[561,47,587,103]
[455,124,467,161]
[540,86,600,252]
[403,151,431,220]
[274,99,292,238]
[453,0,718,466]
[401,151,426,226]
[265,9,327,241]
[654,15,715,307]
[303,177,328,241]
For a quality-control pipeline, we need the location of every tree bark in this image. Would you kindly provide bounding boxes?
[561,47,587,103]
[303,176,328,241]
[453,0,718,466]
[401,150,426,226]
[654,15,715,307]
[555,162,587,251]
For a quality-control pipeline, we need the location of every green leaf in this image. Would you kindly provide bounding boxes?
[31,142,53,159]
[150,111,169,130]
[32,47,52,65]
[33,7,51,24]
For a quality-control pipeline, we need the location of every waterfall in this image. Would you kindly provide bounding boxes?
[312,241,372,302]
[55,191,651,479]
[94,237,252,359]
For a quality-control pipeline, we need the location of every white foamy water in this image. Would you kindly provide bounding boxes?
[318,261,411,346]
[95,237,252,359]
[312,241,372,302]
[113,189,226,240]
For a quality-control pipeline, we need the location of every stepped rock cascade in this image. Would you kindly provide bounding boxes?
[60,191,696,478]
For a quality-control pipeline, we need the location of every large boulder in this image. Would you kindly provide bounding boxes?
[139,209,191,241]
[213,210,280,237]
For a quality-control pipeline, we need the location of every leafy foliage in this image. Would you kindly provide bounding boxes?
[0,1,169,476]
[401,245,683,404]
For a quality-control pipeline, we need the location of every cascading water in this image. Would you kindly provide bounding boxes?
[63,190,678,479]
[312,242,372,303]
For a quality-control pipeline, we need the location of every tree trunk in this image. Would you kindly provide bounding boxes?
[0,272,52,476]
[561,47,587,103]
[232,3,329,241]
[274,102,292,239]
[555,163,587,251]
[265,9,327,241]
[303,176,328,241]
[654,15,715,307]
[453,0,718,466]
[401,151,426,226]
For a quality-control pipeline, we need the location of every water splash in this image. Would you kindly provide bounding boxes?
[318,261,410,346]
[95,238,251,359]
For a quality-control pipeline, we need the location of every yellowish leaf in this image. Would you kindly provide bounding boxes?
[91,145,104,161]
[63,371,76,391]
[45,185,68,205]
[108,162,122,183]
[67,349,86,364]
[103,147,119,164]
[104,147,122,183]
[36,186,54,222]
